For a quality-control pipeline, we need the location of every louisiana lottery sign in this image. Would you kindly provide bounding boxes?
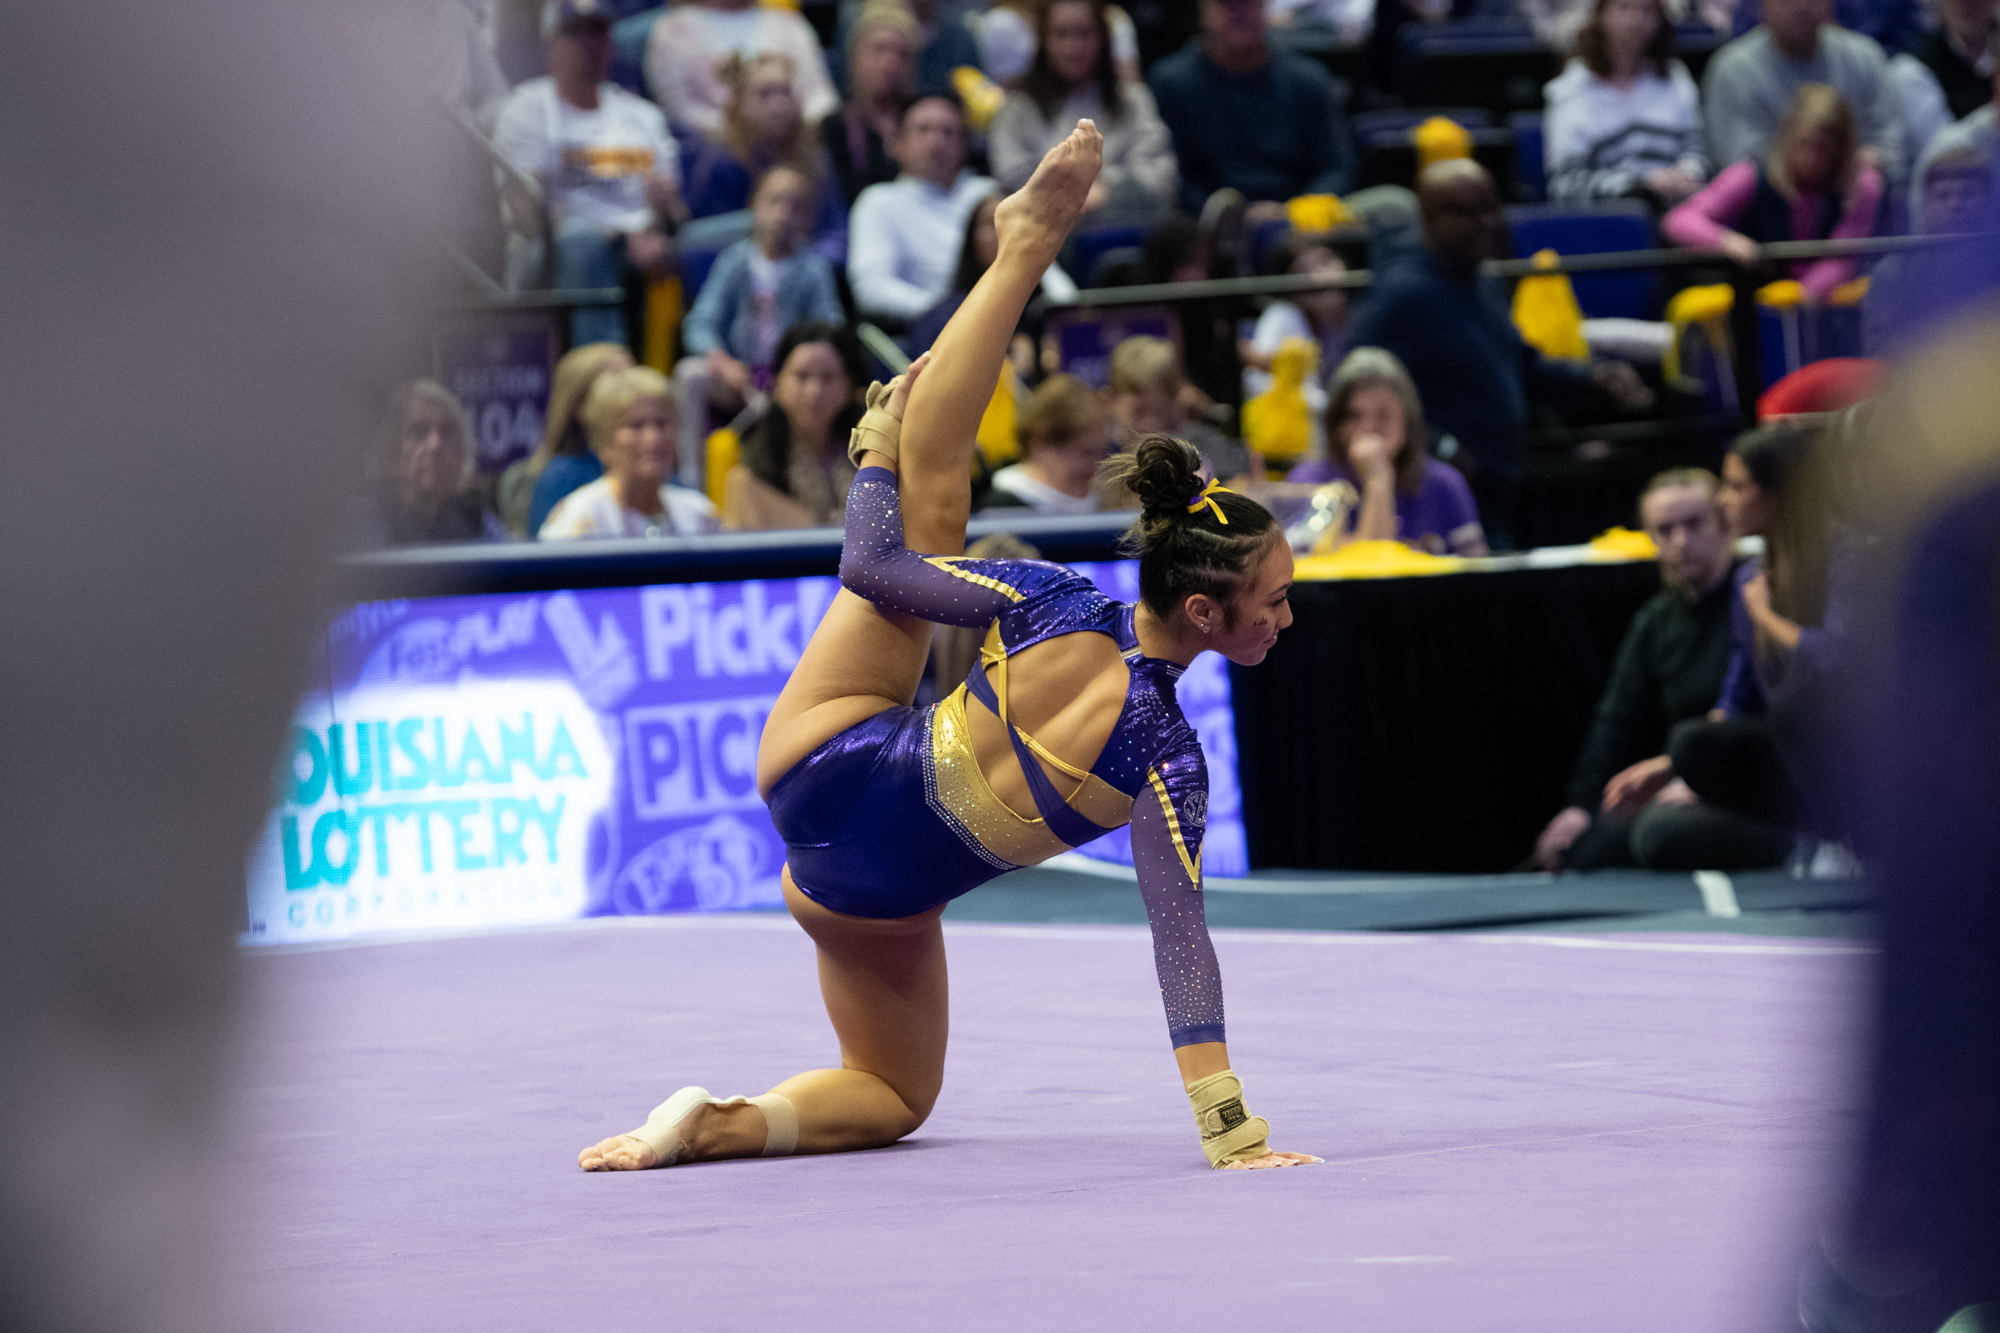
[245,566,1244,945]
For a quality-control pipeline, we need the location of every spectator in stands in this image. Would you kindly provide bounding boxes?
[1701,0,1905,180]
[1888,48,1957,170]
[1609,423,1852,868]
[1915,0,1997,121]
[497,341,633,537]
[1148,0,1355,217]
[1521,0,1596,55]
[822,3,920,207]
[679,165,846,465]
[1239,238,1350,402]
[848,93,1014,324]
[1869,143,1995,351]
[1346,159,1649,543]
[356,382,502,547]
[1269,0,1374,44]
[837,0,985,103]
[540,366,720,537]
[1532,469,1741,870]
[492,0,684,346]
[1108,335,1252,479]
[1663,84,1883,303]
[1544,0,1709,207]
[979,374,1120,513]
[722,323,867,529]
[990,0,1178,215]
[1726,0,1927,59]
[644,0,838,139]
[1286,348,1488,556]
[682,54,847,243]
[904,193,1054,367]
[1913,52,2000,201]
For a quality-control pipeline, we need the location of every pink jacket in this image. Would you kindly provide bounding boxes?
[1661,160,1883,301]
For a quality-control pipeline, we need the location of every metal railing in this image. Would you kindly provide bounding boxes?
[1048,231,1992,426]
[433,99,622,315]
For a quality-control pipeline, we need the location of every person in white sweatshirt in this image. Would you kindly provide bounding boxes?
[1544,0,1709,207]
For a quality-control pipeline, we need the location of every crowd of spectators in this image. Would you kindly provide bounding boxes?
[418,0,1996,538]
[395,0,1989,872]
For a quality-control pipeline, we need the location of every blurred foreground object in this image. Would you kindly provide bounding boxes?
[1802,306,2000,1333]
[0,3,435,1328]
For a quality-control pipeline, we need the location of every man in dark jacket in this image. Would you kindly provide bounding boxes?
[1533,470,1744,870]
[1148,0,1354,215]
[1345,159,1649,545]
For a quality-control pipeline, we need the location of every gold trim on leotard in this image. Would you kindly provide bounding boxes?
[922,556,1026,603]
[1146,767,1203,883]
[924,685,1135,869]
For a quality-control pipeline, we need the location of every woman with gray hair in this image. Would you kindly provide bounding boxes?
[1285,347,1488,556]
[539,366,719,539]
[354,379,500,547]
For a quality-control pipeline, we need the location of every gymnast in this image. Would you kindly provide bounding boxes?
[579,121,1317,1172]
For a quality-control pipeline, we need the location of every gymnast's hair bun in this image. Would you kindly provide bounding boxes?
[1110,434,1205,521]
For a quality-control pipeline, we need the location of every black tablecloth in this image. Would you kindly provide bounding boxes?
[1232,559,1664,872]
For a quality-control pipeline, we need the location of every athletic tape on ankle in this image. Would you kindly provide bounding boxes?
[748,1093,798,1157]
[846,377,903,469]
[1186,1069,1271,1168]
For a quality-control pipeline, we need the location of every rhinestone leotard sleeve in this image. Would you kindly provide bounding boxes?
[1132,737,1226,1048]
[839,466,1077,626]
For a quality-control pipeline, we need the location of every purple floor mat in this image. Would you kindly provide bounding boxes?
[228,920,1868,1332]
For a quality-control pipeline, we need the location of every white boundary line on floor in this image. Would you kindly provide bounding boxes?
[242,911,1872,957]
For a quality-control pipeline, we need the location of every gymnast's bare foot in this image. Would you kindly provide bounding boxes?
[1221,1150,1324,1171]
[578,1131,662,1171]
[577,1099,719,1171]
[993,118,1103,270]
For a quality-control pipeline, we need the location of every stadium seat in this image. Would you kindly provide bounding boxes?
[1400,21,1556,115]
[1066,220,1153,290]
[1356,113,1515,194]
[1269,27,1367,89]
[1508,111,1544,201]
[1506,200,1657,319]
[611,8,662,98]
[1349,107,1494,137]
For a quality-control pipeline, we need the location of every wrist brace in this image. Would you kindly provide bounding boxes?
[846,376,904,469]
[1186,1069,1271,1168]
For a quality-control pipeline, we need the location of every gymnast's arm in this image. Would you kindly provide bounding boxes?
[1132,743,1317,1169]
[838,464,1072,628]
[1129,743,1227,1054]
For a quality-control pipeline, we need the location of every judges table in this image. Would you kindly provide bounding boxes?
[1232,546,1662,874]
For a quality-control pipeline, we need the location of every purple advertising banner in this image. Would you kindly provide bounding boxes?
[437,320,556,473]
[245,564,1244,945]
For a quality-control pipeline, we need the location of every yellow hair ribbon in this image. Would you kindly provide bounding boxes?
[1184,477,1233,524]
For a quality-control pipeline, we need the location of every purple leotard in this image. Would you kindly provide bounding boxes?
[766,466,1225,1048]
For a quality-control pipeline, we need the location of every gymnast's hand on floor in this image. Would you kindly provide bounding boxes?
[1221,1150,1324,1170]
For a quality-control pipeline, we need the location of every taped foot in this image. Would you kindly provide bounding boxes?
[577,1087,798,1170]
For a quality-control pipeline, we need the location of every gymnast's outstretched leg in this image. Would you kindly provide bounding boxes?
[578,123,1104,1172]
